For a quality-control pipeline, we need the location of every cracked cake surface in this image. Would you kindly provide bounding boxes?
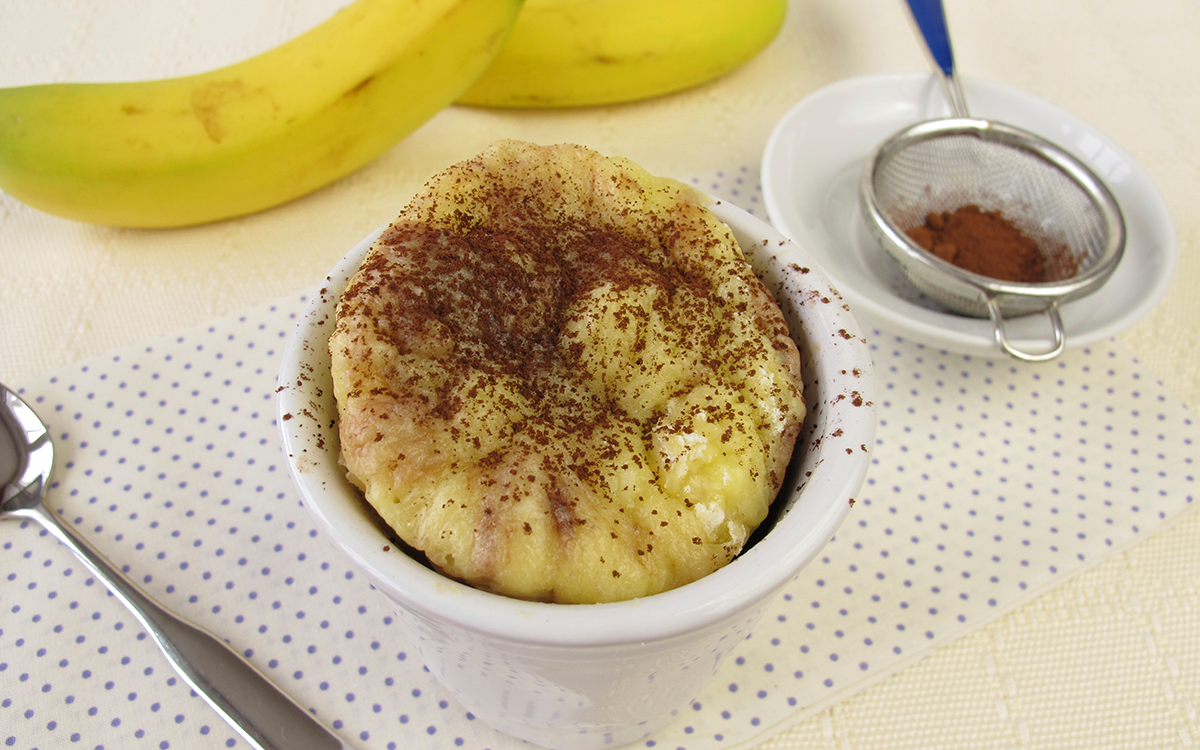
[329,140,805,603]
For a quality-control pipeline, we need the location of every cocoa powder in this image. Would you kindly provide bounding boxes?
[907,204,1045,283]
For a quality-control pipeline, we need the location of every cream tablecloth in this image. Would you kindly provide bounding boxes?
[2,1,1197,748]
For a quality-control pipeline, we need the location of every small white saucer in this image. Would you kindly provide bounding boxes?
[761,73,1177,359]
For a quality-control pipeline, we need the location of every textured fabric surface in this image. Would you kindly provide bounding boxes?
[1,1,1198,748]
[5,293,1188,750]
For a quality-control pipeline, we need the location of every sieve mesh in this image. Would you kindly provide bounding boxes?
[872,133,1109,282]
[860,119,1125,360]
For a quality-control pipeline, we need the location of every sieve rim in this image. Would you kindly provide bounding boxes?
[860,117,1126,301]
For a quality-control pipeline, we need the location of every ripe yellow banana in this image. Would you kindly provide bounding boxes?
[0,0,523,228]
[457,0,787,108]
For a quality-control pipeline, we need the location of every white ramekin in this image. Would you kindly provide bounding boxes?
[278,200,876,749]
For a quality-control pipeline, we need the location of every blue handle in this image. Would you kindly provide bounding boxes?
[905,0,955,76]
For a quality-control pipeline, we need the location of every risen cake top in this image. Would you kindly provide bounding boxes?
[329,140,804,603]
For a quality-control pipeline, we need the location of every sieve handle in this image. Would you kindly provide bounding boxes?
[985,297,1067,363]
[902,0,970,117]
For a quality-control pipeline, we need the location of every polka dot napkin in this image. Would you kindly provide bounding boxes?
[1,173,1195,750]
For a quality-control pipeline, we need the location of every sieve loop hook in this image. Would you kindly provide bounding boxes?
[984,297,1066,363]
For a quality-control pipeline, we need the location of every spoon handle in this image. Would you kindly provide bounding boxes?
[21,500,352,750]
[902,0,970,117]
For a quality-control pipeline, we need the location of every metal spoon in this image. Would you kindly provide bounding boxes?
[0,383,351,750]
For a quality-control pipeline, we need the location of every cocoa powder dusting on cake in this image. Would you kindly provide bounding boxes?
[336,172,754,486]
[329,142,807,603]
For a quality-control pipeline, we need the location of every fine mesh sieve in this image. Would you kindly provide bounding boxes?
[859,0,1125,362]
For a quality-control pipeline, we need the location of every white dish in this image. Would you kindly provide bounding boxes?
[761,73,1177,358]
[277,200,875,750]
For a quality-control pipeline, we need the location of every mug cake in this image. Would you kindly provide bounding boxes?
[329,141,805,603]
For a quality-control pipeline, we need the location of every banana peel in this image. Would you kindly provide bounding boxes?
[0,0,786,227]
[0,0,524,228]
[458,0,788,108]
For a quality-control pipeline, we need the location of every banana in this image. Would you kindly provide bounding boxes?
[0,0,523,228]
[456,0,787,108]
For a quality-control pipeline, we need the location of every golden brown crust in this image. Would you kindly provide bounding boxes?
[330,141,804,603]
